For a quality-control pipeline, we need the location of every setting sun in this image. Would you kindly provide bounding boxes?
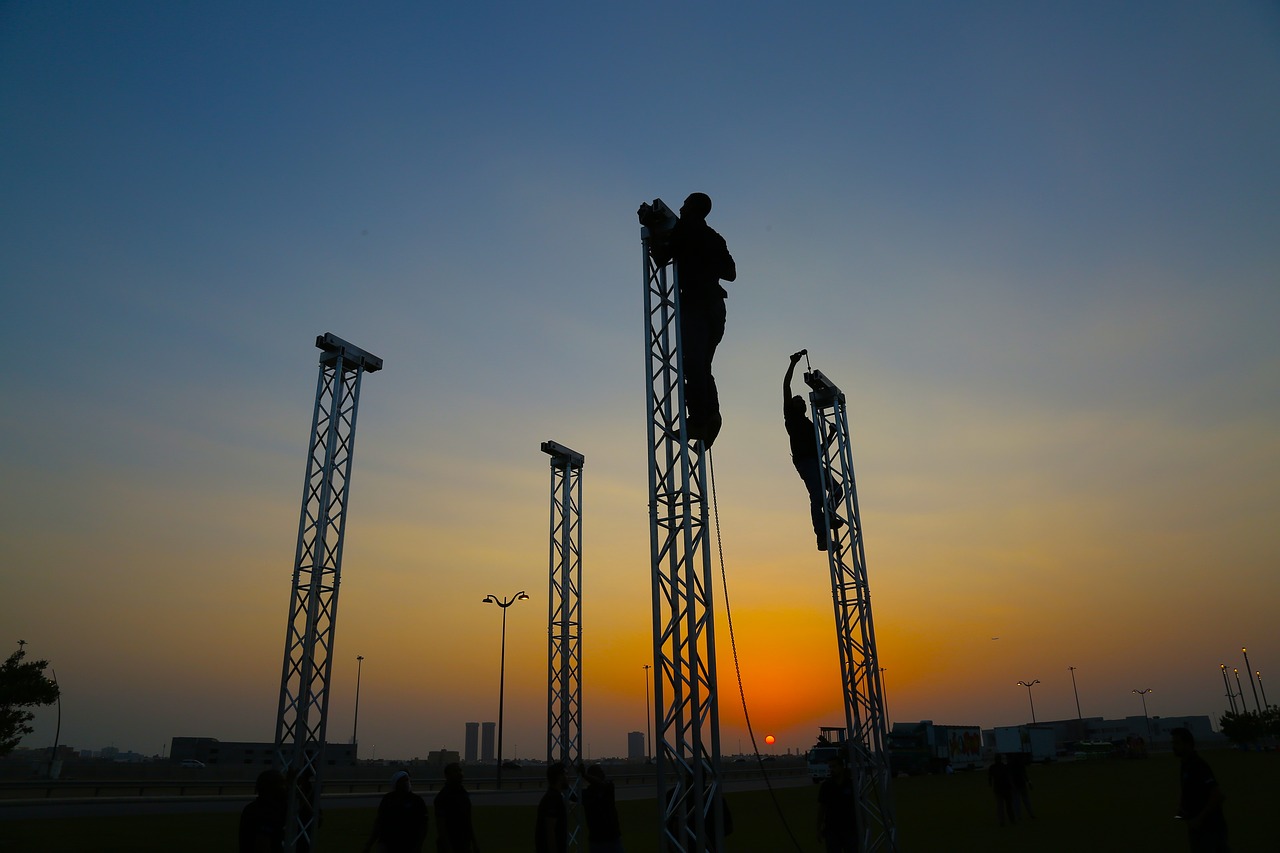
[765,735,775,745]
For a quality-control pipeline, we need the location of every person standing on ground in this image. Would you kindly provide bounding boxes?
[649,192,736,448]
[434,762,480,853]
[817,754,859,853]
[1171,727,1230,853]
[364,770,429,853]
[784,350,844,551]
[536,761,570,853]
[239,768,286,853]
[581,763,624,853]
[988,754,1016,826]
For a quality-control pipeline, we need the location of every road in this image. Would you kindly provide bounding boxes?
[0,769,811,820]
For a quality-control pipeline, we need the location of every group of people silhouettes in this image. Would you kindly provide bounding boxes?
[643,193,844,551]
[238,764,482,853]
[238,761,624,853]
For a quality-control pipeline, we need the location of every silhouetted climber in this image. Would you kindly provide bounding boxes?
[784,351,843,551]
[646,193,736,448]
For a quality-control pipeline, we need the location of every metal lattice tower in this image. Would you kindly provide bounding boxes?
[640,199,724,853]
[274,333,382,853]
[543,440,584,851]
[807,367,897,852]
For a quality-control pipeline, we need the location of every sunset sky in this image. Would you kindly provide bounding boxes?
[2,3,1277,762]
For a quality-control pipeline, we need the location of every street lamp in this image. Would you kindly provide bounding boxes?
[1132,689,1153,743]
[1220,664,1237,714]
[879,667,891,730]
[48,666,60,778]
[1233,668,1246,713]
[642,663,652,762]
[1068,666,1082,721]
[1257,671,1269,709]
[1016,680,1040,724]
[1242,648,1261,713]
[352,655,365,748]
[483,590,529,790]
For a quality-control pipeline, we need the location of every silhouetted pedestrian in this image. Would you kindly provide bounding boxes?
[784,350,844,551]
[434,762,479,853]
[239,768,286,853]
[536,761,569,853]
[817,754,859,853]
[581,763,624,853]
[988,754,1016,826]
[1171,727,1230,852]
[364,770,429,853]
[1009,755,1035,819]
[649,192,736,448]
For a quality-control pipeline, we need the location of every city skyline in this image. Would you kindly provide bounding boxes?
[3,3,1277,761]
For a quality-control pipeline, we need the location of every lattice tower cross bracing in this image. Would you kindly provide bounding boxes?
[273,333,383,853]
[807,368,898,852]
[543,440,585,851]
[640,199,724,853]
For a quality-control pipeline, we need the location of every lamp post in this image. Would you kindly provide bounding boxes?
[352,655,364,748]
[642,663,652,762]
[48,666,60,778]
[1257,671,1269,709]
[1132,689,1153,743]
[1068,666,1083,721]
[483,590,529,790]
[879,667,891,730]
[1233,668,1246,713]
[1242,649,1261,713]
[1218,660,1239,712]
[1016,680,1040,724]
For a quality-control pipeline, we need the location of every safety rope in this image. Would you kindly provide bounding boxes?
[706,448,808,853]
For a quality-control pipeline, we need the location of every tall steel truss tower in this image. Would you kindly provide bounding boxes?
[542,440,585,850]
[639,199,724,853]
[274,333,383,853]
[806,367,897,852]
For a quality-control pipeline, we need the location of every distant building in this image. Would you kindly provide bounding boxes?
[169,737,356,768]
[428,749,461,766]
[628,731,646,761]
[982,714,1222,757]
[465,722,479,763]
[481,722,496,762]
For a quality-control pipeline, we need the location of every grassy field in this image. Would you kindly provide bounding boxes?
[1,750,1273,852]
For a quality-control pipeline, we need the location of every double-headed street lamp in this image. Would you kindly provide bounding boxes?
[483,590,529,790]
[1017,680,1041,724]
[1132,689,1153,743]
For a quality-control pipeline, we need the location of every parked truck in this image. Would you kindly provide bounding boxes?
[805,726,848,783]
[887,720,983,775]
[990,725,1055,763]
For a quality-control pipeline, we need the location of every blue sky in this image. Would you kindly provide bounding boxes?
[2,2,1278,760]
